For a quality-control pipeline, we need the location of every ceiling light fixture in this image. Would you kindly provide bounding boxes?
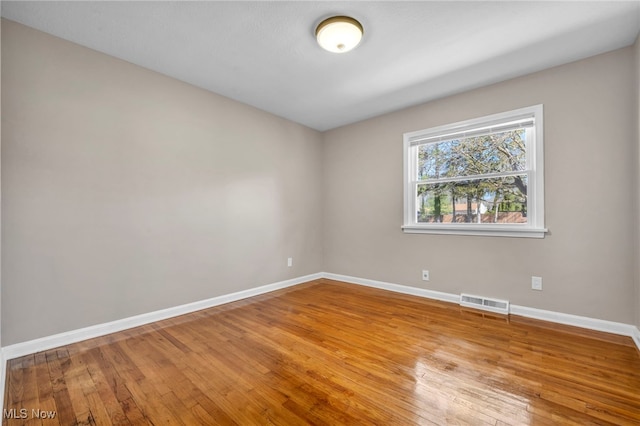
[315,16,363,53]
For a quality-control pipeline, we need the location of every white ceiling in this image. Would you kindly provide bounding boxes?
[2,1,640,131]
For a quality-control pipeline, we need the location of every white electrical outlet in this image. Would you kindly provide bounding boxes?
[287,257,293,267]
[531,276,542,291]
[422,270,430,281]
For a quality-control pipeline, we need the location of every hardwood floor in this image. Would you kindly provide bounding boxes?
[4,279,640,425]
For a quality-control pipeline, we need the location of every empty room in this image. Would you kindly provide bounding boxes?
[1,1,640,425]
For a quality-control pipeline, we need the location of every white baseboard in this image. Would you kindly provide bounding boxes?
[633,326,640,351]
[5,272,635,359]
[1,270,638,413]
[1,272,322,361]
[509,304,638,338]
[322,272,460,304]
[323,272,640,352]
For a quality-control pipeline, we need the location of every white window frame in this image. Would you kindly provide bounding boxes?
[402,105,546,238]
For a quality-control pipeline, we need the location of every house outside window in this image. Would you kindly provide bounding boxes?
[402,105,546,238]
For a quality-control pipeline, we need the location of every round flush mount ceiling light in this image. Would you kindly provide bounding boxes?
[315,16,363,53]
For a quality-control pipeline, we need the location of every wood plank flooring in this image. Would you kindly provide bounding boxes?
[4,279,640,425]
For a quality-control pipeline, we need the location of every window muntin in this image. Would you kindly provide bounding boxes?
[403,105,545,238]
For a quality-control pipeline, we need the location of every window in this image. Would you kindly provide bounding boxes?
[403,105,546,238]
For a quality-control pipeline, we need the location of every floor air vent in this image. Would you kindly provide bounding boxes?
[460,294,509,315]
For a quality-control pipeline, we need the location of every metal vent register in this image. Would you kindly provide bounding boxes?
[460,294,509,315]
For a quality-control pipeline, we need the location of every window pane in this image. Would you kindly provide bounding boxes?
[417,129,527,180]
[416,175,528,224]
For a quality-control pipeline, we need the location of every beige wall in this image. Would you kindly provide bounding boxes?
[1,20,323,345]
[636,34,640,329]
[2,18,639,346]
[323,47,637,324]
[0,17,3,349]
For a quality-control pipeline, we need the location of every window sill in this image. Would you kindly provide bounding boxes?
[401,224,547,238]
